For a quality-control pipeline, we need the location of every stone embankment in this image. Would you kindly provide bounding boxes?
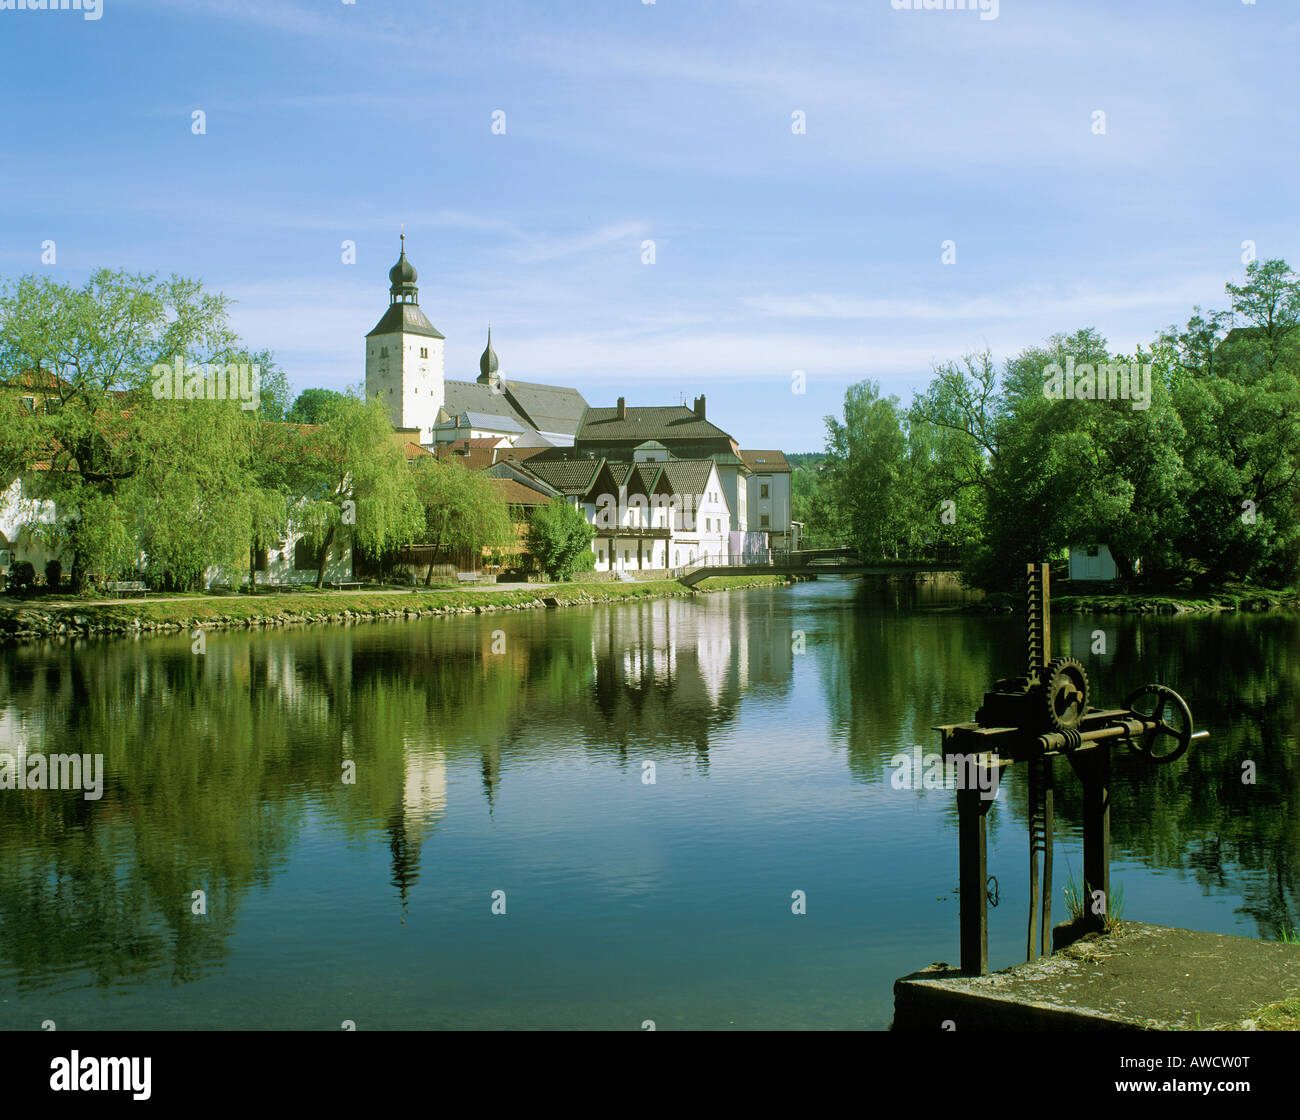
[0,576,792,646]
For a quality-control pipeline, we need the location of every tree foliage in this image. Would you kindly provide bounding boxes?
[408,459,516,583]
[289,392,423,587]
[287,388,346,425]
[811,260,1300,591]
[0,272,419,592]
[525,499,596,580]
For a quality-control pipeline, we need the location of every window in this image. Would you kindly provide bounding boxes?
[20,397,35,412]
[598,549,604,564]
[254,548,269,572]
[420,347,428,358]
[760,483,769,499]
[760,514,770,528]
[1085,545,1100,558]
[380,346,388,358]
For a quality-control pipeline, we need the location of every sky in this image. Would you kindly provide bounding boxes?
[2,0,1298,453]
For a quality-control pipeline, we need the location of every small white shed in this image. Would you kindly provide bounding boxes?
[1068,543,1119,581]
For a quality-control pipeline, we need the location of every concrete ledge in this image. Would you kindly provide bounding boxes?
[893,922,1300,1030]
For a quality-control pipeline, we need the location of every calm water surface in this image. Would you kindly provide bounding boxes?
[1,580,1296,1029]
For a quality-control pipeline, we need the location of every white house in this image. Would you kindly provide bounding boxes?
[739,450,796,550]
[519,456,733,574]
[573,396,750,532]
[0,476,64,583]
[203,515,354,589]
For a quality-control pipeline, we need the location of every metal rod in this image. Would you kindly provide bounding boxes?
[1027,758,1041,961]
[1041,758,1053,954]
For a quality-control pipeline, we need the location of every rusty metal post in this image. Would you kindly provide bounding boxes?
[1068,745,1111,931]
[957,782,991,975]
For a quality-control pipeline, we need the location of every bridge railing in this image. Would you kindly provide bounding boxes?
[669,551,767,579]
[669,548,963,579]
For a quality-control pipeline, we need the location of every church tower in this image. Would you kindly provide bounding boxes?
[365,234,445,444]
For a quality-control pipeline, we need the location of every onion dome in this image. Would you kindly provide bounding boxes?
[479,327,499,382]
[388,233,419,302]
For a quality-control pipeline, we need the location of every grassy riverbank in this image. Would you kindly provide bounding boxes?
[970,584,1300,615]
[0,574,794,645]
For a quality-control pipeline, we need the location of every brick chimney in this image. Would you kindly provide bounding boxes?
[617,396,627,420]
[694,394,706,420]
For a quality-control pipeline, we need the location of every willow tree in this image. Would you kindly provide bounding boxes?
[290,392,423,587]
[408,458,516,584]
[0,269,290,591]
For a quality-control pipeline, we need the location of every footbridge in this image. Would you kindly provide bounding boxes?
[672,548,962,588]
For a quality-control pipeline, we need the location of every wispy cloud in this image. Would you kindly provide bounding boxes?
[512,221,651,264]
[743,275,1232,324]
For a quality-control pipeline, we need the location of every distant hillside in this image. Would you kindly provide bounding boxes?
[785,452,825,469]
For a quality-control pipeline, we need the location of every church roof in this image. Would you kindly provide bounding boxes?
[500,380,588,436]
[443,378,587,438]
[449,411,526,434]
[366,302,445,339]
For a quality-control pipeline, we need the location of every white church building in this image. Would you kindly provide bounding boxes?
[365,236,587,449]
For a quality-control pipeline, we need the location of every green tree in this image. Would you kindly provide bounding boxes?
[287,388,346,425]
[1160,260,1300,584]
[525,499,596,580]
[0,270,247,590]
[790,462,831,548]
[820,381,910,558]
[291,392,423,587]
[408,459,516,584]
[912,331,1189,588]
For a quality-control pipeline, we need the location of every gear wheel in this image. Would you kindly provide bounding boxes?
[1041,656,1089,732]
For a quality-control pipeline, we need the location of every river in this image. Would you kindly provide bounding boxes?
[0,580,1296,1028]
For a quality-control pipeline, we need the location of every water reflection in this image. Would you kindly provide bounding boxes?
[0,581,1296,1024]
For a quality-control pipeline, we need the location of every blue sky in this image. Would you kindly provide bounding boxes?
[2,0,1297,452]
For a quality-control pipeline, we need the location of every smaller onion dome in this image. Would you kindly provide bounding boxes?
[479,328,499,381]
